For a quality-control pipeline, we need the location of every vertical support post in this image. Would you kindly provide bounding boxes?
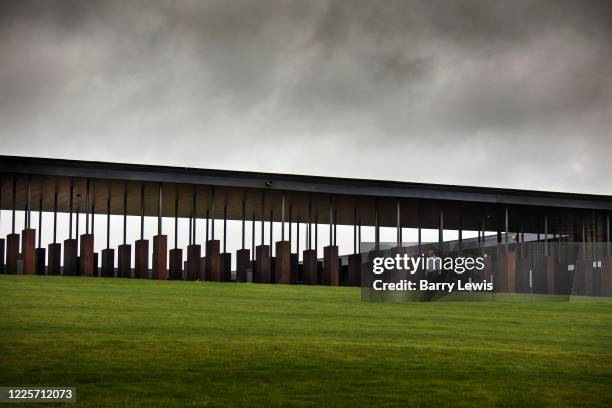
[281,191,285,241]
[236,194,250,282]
[206,208,209,242]
[85,179,90,234]
[353,205,357,254]
[6,176,19,274]
[438,206,443,252]
[0,179,4,274]
[375,201,380,250]
[101,182,114,277]
[211,186,215,240]
[35,192,46,275]
[255,189,271,283]
[417,201,422,255]
[504,207,515,292]
[306,194,312,249]
[544,215,549,257]
[348,201,360,287]
[324,196,339,286]
[220,199,231,282]
[275,192,291,284]
[241,195,246,250]
[205,187,220,281]
[48,179,61,276]
[251,214,255,261]
[79,178,94,277]
[21,175,36,275]
[153,182,167,280]
[186,186,200,280]
[118,183,131,278]
[396,200,401,247]
[169,189,182,280]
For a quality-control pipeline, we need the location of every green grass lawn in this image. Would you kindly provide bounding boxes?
[0,275,611,407]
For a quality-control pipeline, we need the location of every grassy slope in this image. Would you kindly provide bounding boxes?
[0,275,611,407]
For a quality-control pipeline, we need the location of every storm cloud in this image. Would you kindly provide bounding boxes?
[1,0,611,194]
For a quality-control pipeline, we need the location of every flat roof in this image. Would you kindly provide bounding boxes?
[1,155,610,232]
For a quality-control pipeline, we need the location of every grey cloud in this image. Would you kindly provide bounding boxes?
[0,0,611,194]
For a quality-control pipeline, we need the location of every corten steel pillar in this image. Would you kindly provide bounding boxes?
[22,175,36,275]
[169,193,183,280]
[48,179,61,275]
[186,187,201,280]
[199,208,209,280]
[118,184,131,278]
[35,195,46,275]
[602,215,612,297]
[289,206,299,283]
[63,178,78,276]
[134,184,150,279]
[544,216,556,294]
[219,201,232,282]
[236,196,250,282]
[6,176,20,274]
[324,197,339,286]
[347,206,361,286]
[503,207,516,292]
[347,254,361,287]
[205,187,220,281]
[275,241,291,284]
[79,179,94,277]
[91,201,99,277]
[0,179,4,274]
[291,214,300,283]
[275,192,291,284]
[255,244,271,283]
[254,191,270,283]
[101,185,114,277]
[153,183,168,280]
[302,197,316,285]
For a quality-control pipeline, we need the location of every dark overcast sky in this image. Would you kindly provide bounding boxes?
[1,0,611,194]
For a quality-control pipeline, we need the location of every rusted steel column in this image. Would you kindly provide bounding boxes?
[79,179,94,277]
[324,245,339,286]
[22,228,35,275]
[0,179,4,274]
[237,248,250,282]
[274,192,291,284]
[324,197,339,286]
[220,252,232,282]
[153,183,168,280]
[135,239,149,279]
[47,179,61,275]
[205,187,220,281]
[22,175,36,275]
[205,240,220,281]
[134,184,150,279]
[79,233,94,277]
[275,240,291,284]
[35,194,45,275]
[236,195,250,282]
[255,244,270,283]
[63,238,78,276]
[302,249,317,285]
[169,192,182,280]
[220,201,231,282]
[6,233,19,274]
[101,184,114,277]
[347,254,361,287]
[347,204,360,286]
[6,176,19,274]
[118,183,131,278]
